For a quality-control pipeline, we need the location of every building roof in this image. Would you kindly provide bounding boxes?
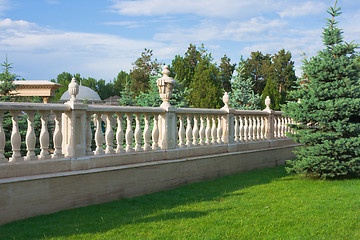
[60,85,102,101]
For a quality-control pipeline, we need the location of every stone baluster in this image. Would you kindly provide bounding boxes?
[234,115,239,142]
[261,116,266,140]
[243,115,248,142]
[278,117,282,138]
[9,111,23,162]
[134,113,142,151]
[199,115,206,146]
[205,115,211,145]
[186,114,193,147]
[85,113,93,156]
[152,114,159,150]
[274,116,278,139]
[143,113,151,151]
[178,115,185,148]
[192,115,199,146]
[38,111,50,160]
[125,114,133,152]
[217,116,222,144]
[256,116,261,141]
[52,111,64,159]
[252,116,257,140]
[0,112,6,162]
[94,114,105,155]
[105,113,115,154]
[248,115,253,141]
[211,116,217,144]
[116,114,124,153]
[282,117,287,138]
[239,116,244,142]
[23,111,37,161]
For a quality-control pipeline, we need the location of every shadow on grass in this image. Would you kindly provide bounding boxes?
[0,165,290,239]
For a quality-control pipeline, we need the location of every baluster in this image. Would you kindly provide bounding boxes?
[252,116,257,141]
[116,114,124,153]
[278,117,283,138]
[38,111,50,160]
[152,114,159,150]
[216,116,222,144]
[134,113,142,151]
[239,116,244,142]
[211,116,217,144]
[52,111,64,159]
[9,111,23,162]
[282,117,287,138]
[248,115,253,141]
[105,113,115,154]
[199,115,206,146]
[243,115,248,142]
[125,114,134,152]
[143,113,151,151]
[192,115,199,146]
[94,114,105,155]
[256,116,261,141]
[288,117,292,134]
[23,111,37,161]
[274,116,278,139]
[260,116,265,140]
[205,115,211,145]
[178,115,185,148]
[0,112,6,162]
[186,114,193,147]
[85,113,93,156]
[234,115,239,142]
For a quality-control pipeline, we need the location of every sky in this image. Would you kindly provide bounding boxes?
[0,0,359,82]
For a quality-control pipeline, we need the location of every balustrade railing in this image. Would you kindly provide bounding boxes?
[0,66,294,166]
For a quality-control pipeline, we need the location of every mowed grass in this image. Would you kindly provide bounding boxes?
[1,165,360,240]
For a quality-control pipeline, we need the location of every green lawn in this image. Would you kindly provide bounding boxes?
[1,165,359,240]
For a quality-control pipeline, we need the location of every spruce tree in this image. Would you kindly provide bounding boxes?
[261,78,281,110]
[284,1,360,179]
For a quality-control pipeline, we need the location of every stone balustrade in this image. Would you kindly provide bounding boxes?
[0,66,295,178]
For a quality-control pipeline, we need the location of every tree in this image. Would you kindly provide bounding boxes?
[242,51,272,94]
[129,49,161,97]
[51,72,80,101]
[271,49,297,102]
[261,78,281,110]
[218,55,236,93]
[284,1,360,179]
[229,65,261,110]
[114,71,129,95]
[0,57,17,101]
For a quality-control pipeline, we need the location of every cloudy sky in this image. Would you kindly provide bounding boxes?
[0,0,359,81]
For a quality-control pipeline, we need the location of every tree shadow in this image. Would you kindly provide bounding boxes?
[0,165,289,239]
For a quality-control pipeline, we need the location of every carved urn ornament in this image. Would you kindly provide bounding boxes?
[68,77,79,102]
[157,65,176,108]
[264,96,271,112]
[222,92,230,109]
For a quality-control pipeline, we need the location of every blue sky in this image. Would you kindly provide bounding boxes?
[0,0,359,82]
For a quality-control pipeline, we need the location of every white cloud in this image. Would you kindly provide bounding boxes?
[0,18,175,80]
[278,1,327,18]
[109,0,280,18]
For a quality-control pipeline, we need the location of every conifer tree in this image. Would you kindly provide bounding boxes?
[284,1,360,179]
[261,78,281,110]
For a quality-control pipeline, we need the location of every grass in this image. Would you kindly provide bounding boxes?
[0,165,359,240]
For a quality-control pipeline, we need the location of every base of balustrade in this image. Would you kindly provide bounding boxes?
[0,138,299,225]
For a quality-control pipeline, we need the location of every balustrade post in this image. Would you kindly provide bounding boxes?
[143,113,151,151]
[263,96,275,140]
[52,111,64,159]
[116,114,124,153]
[24,111,37,161]
[105,113,115,154]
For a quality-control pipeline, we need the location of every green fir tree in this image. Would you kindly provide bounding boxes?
[261,78,281,110]
[284,1,360,179]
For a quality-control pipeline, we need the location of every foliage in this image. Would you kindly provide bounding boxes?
[284,1,360,179]
[229,65,261,110]
[129,49,161,97]
[0,57,17,101]
[51,72,80,101]
[261,78,282,110]
[218,54,236,93]
[1,166,360,239]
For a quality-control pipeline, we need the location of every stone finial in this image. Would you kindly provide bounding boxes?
[157,65,175,109]
[263,95,271,112]
[222,92,229,109]
[68,77,79,102]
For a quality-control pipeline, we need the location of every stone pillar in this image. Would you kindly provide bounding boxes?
[263,96,275,140]
[157,65,177,150]
[62,78,88,158]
